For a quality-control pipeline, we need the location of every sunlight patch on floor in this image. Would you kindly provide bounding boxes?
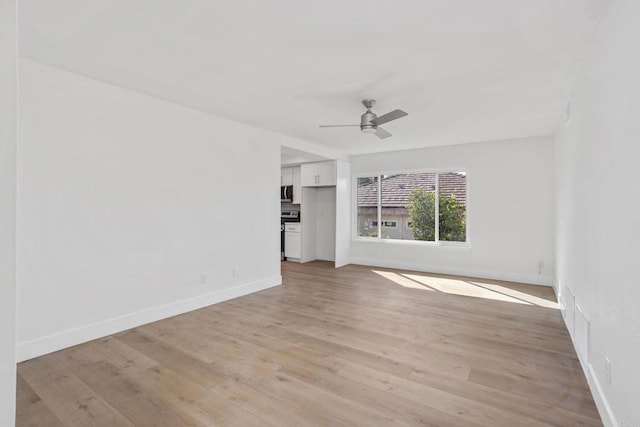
[372,270,435,290]
[467,281,559,309]
[371,269,560,308]
[402,274,532,305]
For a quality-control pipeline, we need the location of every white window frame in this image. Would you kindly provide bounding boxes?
[353,168,470,247]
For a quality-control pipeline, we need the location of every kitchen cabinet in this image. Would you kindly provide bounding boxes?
[292,166,301,204]
[284,223,301,260]
[301,161,336,187]
[281,167,293,186]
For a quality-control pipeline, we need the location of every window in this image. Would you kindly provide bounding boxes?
[355,171,467,243]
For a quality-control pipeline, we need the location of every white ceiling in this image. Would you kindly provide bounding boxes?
[281,146,329,167]
[19,0,604,156]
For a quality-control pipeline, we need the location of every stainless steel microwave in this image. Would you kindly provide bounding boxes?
[280,185,293,202]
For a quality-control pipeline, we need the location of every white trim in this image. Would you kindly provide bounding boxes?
[355,166,468,178]
[352,236,470,248]
[16,275,282,362]
[349,257,553,286]
[586,363,617,427]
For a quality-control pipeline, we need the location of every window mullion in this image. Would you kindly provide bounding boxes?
[377,175,382,239]
[435,172,439,242]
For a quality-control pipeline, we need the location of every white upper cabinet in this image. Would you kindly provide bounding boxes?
[301,161,336,187]
[281,167,293,186]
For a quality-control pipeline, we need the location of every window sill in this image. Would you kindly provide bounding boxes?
[352,237,471,248]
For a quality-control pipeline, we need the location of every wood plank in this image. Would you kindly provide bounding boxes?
[71,359,202,426]
[337,362,549,427]
[407,367,600,426]
[60,336,157,376]
[19,354,134,426]
[15,373,64,427]
[114,329,227,389]
[137,365,271,427]
[277,353,476,426]
[467,367,600,419]
[214,369,407,427]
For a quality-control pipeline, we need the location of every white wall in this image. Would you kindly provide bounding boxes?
[16,58,295,360]
[555,0,640,424]
[335,160,351,268]
[315,187,336,262]
[350,136,555,285]
[0,0,17,423]
[300,187,317,263]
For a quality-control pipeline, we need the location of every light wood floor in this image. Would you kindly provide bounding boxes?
[16,261,602,426]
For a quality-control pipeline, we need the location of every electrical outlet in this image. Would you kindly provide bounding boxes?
[605,357,611,384]
[232,267,238,277]
[537,260,544,275]
[200,273,207,284]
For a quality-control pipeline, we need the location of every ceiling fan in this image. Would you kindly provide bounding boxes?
[319,99,408,139]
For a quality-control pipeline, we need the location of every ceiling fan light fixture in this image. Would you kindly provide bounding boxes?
[361,126,377,134]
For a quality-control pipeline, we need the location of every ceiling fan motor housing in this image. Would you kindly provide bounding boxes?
[360,110,377,133]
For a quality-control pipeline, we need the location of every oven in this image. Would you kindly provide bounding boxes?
[281,210,300,261]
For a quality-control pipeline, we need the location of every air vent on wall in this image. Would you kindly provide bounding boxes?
[562,285,576,334]
[574,302,590,366]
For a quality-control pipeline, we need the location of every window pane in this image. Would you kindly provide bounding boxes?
[357,176,379,237]
[381,173,436,241]
[438,172,467,242]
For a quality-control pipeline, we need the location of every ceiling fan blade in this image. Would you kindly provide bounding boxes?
[375,127,392,139]
[319,124,360,128]
[371,109,408,126]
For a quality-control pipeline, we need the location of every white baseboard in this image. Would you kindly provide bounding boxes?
[349,257,553,286]
[587,363,617,427]
[16,275,282,362]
